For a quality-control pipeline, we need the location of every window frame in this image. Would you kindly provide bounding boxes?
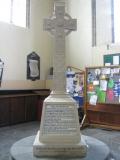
[91,0,115,47]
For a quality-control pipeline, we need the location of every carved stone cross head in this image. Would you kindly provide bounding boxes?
[44,2,77,36]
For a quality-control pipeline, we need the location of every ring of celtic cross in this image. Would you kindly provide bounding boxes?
[49,13,73,36]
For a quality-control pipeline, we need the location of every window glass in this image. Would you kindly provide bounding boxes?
[92,0,120,46]
[12,0,27,28]
[0,0,11,23]
[0,0,29,28]
[114,0,120,43]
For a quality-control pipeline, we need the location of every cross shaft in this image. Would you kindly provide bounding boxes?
[44,2,77,94]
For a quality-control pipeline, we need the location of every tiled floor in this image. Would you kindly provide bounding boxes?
[0,121,119,160]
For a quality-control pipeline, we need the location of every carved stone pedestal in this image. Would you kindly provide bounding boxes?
[33,94,87,157]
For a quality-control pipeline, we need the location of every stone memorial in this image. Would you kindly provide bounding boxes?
[33,1,87,157]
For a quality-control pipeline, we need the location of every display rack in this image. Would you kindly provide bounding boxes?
[85,66,120,130]
[66,66,85,123]
[66,66,84,107]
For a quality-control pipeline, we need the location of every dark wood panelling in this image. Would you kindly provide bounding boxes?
[87,103,120,113]
[0,98,10,126]
[0,90,50,127]
[87,109,120,127]
[10,97,25,124]
[25,96,38,121]
[37,96,48,122]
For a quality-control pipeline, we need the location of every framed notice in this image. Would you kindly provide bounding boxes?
[27,52,40,81]
[104,53,120,66]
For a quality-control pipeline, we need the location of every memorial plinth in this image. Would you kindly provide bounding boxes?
[33,94,87,157]
[39,95,81,144]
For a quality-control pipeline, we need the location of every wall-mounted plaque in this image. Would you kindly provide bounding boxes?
[27,52,40,81]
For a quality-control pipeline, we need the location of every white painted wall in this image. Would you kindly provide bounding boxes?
[66,0,92,70]
[0,0,53,89]
[31,0,54,79]
[92,44,120,66]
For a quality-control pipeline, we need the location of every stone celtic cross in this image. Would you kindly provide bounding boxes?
[44,2,77,94]
[33,2,87,157]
